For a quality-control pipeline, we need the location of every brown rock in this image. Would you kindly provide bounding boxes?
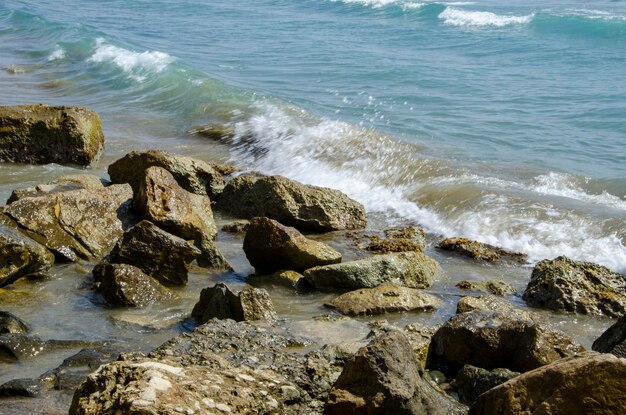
[592,316,626,358]
[191,283,277,323]
[248,270,309,291]
[0,224,54,287]
[94,263,172,307]
[437,237,527,263]
[456,295,533,320]
[456,279,515,296]
[7,174,105,204]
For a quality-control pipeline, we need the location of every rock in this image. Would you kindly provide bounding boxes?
[0,224,54,286]
[3,184,134,262]
[134,166,229,269]
[0,311,29,334]
[249,270,310,291]
[304,252,440,292]
[0,104,104,166]
[324,330,465,415]
[325,283,441,316]
[456,279,515,296]
[453,365,519,405]
[426,310,585,375]
[403,323,439,368]
[108,149,225,199]
[456,295,534,320]
[437,237,527,263]
[217,174,367,231]
[103,220,200,286]
[366,238,423,254]
[0,377,42,397]
[592,316,626,358]
[523,256,626,318]
[191,283,277,323]
[468,352,626,415]
[189,122,236,141]
[94,263,172,307]
[0,334,101,362]
[7,174,105,204]
[222,220,249,234]
[243,217,342,274]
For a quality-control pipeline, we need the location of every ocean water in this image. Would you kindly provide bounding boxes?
[1,0,625,272]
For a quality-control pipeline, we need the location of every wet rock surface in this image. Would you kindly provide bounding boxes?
[456,295,534,320]
[248,269,309,291]
[0,104,104,166]
[437,237,528,263]
[217,174,367,231]
[452,365,519,406]
[592,316,626,358]
[94,263,172,307]
[7,174,105,204]
[191,283,277,323]
[523,256,626,318]
[455,279,515,296]
[0,223,54,287]
[304,252,440,292]
[244,217,342,274]
[0,311,29,334]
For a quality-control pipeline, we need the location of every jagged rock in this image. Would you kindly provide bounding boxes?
[592,316,626,358]
[456,295,533,320]
[222,220,249,234]
[7,174,105,204]
[217,174,367,231]
[304,252,440,292]
[0,311,29,334]
[191,283,277,323]
[134,166,229,269]
[0,224,54,286]
[325,283,441,316]
[3,184,134,262]
[243,217,342,274]
[523,256,626,318]
[456,279,515,296]
[426,310,585,375]
[248,270,309,291]
[103,220,200,286]
[453,365,519,405]
[94,263,172,307]
[437,237,527,263]
[324,330,465,415]
[468,352,626,415]
[108,149,225,199]
[0,104,104,166]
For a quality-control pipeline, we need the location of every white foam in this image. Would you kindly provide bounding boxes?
[88,38,174,82]
[47,46,65,61]
[531,172,626,210]
[565,9,626,21]
[439,7,534,27]
[332,0,424,10]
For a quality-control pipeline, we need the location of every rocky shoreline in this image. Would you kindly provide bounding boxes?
[1,105,626,414]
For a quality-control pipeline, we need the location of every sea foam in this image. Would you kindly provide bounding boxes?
[439,7,534,27]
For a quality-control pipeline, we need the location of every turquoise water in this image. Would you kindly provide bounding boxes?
[1,0,625,271]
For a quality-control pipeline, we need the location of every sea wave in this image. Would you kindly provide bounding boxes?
[47,46,65,61]
[439,7,534,27]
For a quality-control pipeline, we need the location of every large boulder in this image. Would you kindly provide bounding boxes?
[0,104,104,166]
[453,365,519,406]
[134,166,229,269]
[325,283,441,316]
[426,310,585,375]
[523,256,626,318]
[468,352,626,415]
[0,224,54,286]
[3,184,134,262]
[592,316,626,358]
[217,174,367,231]
[191,283,277,323]
[243,217,341,274]
[437,237,527,263]
[108,149,225,199]
[94,263,172,307]
[103,220,200,286]
[304,252,440,292]
[7,174,105,204]
[324,330,465,415]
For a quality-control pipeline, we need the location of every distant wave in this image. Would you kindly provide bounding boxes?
[439,7,534,27]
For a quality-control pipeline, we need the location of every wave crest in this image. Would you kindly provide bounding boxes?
[439,7,534,27]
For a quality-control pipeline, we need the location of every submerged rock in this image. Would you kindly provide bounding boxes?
[0,104,104,166]
[243,217,342,274]
[248,270,309,291]
[94,263,172,307]
[0,224,54,286]
[437,237,527,263]
[217,174,367,231]
[324,330,465,415]
[191,282,277,323]
[222,220,249,234]
[468,352,626,415]
[426,310,584,375]
[325,283,441,316]
[453,365,519,406]
[0,311,29,334]
[134,166,229,269]
[189,122,236,141]
[456,295,533,320]
[7,174,106,204]
[523,256,626,318]
[3,184,134,262]
[304,252,440,292]
[592,316,626,358]
[456,279,515,296]
[108,149,225,199]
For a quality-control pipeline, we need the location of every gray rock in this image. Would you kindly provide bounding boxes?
[191,283,277,323]
[243,217,342,274]
[0,311,29,334]
[108,149,225,199]
[324,330,465,415]
[0,104,104,166]
[427,310,585,375]
[523,256,626,318]
[7,174,105,204]
[94,263,172,307]
[304,252,440,292]
[0,224,54,287]
[217,174,367,231]
[468,352,626,415]
[3,184,134,262]
[456,295,533,320]
[592,316,626,358]
[453,365,519,405]
[437,237,527,263]
[325,283,441,316]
